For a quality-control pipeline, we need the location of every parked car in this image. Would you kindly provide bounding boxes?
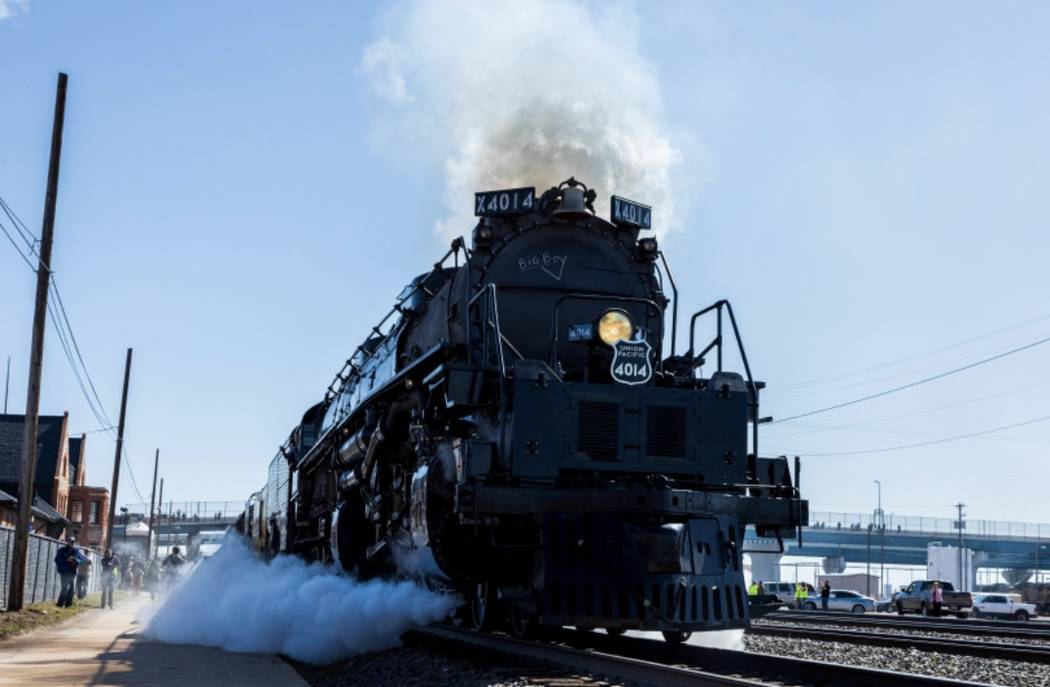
[803,589,876,613]
[895,580,972,617]
[972,593,1038,621]
[764,581,815,607]
[875,597,896,613]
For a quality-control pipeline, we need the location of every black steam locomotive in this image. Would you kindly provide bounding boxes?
[239,178,807,640]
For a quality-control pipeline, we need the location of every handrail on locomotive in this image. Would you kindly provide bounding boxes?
[686,299,762,461]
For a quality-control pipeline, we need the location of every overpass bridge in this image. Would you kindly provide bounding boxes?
[112,501,240,552]
[747,511,1050,582]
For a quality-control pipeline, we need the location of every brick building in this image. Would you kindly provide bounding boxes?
[0,413,110,546]
[0,487,67,534]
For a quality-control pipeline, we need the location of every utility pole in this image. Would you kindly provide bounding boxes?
[4,355,10,413]
[955,502,966,592]
[104,348,133,550]
[146,449,159,560]
[155,478,164,559]
[7,73,68,612]
[866,520,872,596]
[875,480,885,597]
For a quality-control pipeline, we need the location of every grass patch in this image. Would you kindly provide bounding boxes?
[0,591,112,640]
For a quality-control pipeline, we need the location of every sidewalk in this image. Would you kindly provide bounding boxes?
[0,595,308,686]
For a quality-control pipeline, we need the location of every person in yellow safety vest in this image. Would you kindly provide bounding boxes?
[794,581,808,609]
[748,581,759,597]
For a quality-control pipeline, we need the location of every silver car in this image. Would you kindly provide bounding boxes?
[804,589,876,613]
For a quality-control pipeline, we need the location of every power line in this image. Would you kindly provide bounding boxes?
[2,195,146,503]
[0,219,36,271]
[767,311,1050,397]
[772,333,1050,423]
[765,378,1050,439]
[0,196,41,258]
[50,278,115,428]
[778,414,1050,457]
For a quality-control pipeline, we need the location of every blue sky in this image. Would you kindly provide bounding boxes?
[1,1,1048,524]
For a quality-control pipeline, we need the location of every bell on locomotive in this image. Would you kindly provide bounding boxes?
[257,177,807,643]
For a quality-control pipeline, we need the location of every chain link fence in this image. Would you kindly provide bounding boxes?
[0,527,103,610]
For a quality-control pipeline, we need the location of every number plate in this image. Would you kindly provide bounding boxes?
[610,195,652,229]
[475,187,535,217]
[610,337,653,385]
[567,323,594,342]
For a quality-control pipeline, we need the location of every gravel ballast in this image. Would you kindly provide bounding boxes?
[744,633,1050,687]
[754,617,1050,647]
[293,643,632,687]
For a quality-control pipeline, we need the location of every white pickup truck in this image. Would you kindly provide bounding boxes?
[972,593,1038,621]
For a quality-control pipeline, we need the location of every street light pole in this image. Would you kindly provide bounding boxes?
[875,480,885,597]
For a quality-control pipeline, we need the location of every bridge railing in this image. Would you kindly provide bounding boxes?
[119,501,243,524]
[809,511,1050,540]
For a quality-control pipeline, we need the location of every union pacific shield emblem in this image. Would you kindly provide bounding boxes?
[611,336,653,385]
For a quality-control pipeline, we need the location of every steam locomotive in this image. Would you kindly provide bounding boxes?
[238,178,807,640]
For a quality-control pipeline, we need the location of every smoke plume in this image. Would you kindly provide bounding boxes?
[144,536,459,664]
[360,0,685,238]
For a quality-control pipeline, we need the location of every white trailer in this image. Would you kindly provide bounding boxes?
[927,543,975,592]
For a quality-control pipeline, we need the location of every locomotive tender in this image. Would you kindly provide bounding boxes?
[240,178,807,640]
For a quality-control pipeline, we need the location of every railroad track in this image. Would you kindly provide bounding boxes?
[749,623,1050,665]
[762,611,1050,642]
[409,624,992,687]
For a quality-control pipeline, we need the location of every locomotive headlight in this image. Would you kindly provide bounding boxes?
[598,310,633,347]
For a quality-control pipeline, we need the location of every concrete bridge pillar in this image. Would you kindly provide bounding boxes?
[749,552,783,584]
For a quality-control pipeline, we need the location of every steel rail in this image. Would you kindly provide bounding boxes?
[769,609,1050,631]
[410,625,990,687]
[408,625,764,687]
[763,611,1050,641]
[749,623,1050,665]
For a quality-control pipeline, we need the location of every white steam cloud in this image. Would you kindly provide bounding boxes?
[360,0,686,238]
[144,536,459,664]
[0,0,28,21]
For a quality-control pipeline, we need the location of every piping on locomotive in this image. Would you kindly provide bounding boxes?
[238,178,807,639]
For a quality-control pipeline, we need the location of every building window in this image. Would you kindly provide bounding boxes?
[70,500,83,523]
[90,501,100,524]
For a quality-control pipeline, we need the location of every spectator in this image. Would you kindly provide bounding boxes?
[118,554,131,589]
[100,549,120,609]
[820,581,831,610]
[130,558,145,596]
[931,581,944,617]
[54,537,84,608]
[144,560,161,600]
[794,581,808,609]
[76,555,93,600]
[162,546,186,589]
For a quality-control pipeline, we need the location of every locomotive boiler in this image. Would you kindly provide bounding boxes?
[241,178,807,641]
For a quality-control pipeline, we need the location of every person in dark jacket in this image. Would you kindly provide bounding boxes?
[54,537,85,608]
[100,549,120,609]
[820,581,831,610]
[162,547,185,589]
